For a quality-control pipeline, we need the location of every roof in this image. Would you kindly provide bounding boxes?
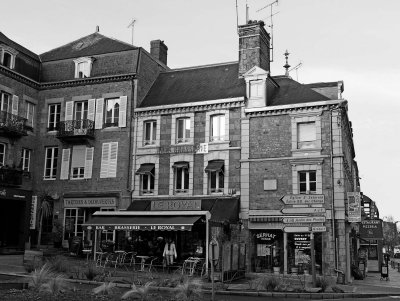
[140,62,245,107]
[0,32,40,61]
[40,32,138,62]
[140,63,331,108]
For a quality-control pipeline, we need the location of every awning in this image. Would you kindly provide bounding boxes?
[135,164,154,175]
[84,215,202,231]
[204,161,224,173]
[172,162,189,169]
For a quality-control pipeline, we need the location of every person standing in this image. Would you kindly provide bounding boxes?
[163,239,177,266]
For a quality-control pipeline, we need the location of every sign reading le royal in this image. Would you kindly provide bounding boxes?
[64,197,117,208]
[151,199,201,211]
[94,225,191,231]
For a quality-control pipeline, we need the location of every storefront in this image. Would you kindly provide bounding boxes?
[0,187,32,252]
[359,219,383,272]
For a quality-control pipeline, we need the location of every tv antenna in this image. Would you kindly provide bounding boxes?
[256,0,279,62]
[127,19,136,45]
[289,62,303,81]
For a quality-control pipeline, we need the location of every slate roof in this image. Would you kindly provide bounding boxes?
[40,32,138,62]
[0,32,40,61]
[140,63,330,108]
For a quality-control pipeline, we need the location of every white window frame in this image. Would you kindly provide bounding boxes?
[48,103,61,131]
[249,80,264,99]
[104,97,120,127]
[140,165,155,195]
[133,156,159,197]
[291,112,322,156]
[26,101,35,128]
[22,148,31,172]
[0,45,17,69]
[143,120,157,146]
[297,122,316,149]
[171,113,194,145]
[74,100,88,121]
[298,170,317,194]
[44,146,58,180]
[70,145,86,180]
[0,143,5,167]
[73,57,93,79]
[203,151,229,195]
[174,163,189,194]
[176,117,191,144]
[291,161,323,195]
[208,164,224,194]
[210,114,226,142]
[0,92,11,113]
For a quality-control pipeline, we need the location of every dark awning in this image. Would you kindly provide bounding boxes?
[135,164,154,175]
[172,162,189,169]
[204,161,224,173]
[84,215,202,231]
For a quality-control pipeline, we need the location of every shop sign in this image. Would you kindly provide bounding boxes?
[280,194,324,205]
[255,231,280,243]
[284,226,310,233]
[0,187,30,200]
[90,224,192,231]
[64,197,117,208]
[29,196,37,230]
[151,199,201,211]
[157,143,209,155]
[283,216,325,224]
[347,192,361,223]
[281,207,325,214]
[359,219,383,240]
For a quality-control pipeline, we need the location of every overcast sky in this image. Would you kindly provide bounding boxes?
[2,0,399,221]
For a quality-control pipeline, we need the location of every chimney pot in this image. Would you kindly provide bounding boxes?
[150,39,168,66]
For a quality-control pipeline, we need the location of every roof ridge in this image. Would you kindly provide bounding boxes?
[165,61,238,73]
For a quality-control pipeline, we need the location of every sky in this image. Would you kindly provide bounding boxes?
[2,0,399,220]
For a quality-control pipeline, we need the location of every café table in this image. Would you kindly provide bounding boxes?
[136,255,150,271]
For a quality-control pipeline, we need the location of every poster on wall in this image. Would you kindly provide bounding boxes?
[347,192,361,222]
[257,244,271,256]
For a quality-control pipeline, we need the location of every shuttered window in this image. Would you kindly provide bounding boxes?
[100,142,118,178]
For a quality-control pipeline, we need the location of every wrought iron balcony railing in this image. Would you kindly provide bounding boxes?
[56,119,95,140]
[0,111,27,137]
[0,167,23,186]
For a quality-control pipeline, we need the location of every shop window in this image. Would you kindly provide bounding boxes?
[44,146,58,180]
[26,101,35,129]
[144,120,157,145]
[0,92,11,113]
[104,98,120,127]
[297,122,316,149]
[64,208,85,241]
[205,160,224,194]
[173,162,189,194]
[21,148,31,172]
[0,143,5,166]
[47,103,61,131]
[176,117,190,144]
[299,171,316,194]
[136,163,155,195]
[210,114,225,142]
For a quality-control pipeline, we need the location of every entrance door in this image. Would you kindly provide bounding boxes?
[0,200,25,249]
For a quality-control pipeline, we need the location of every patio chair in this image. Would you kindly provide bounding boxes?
[121,252,137,270]
[104,252,121,269]
[95,251,108,268]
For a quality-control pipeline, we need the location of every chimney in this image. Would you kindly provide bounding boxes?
[150,40,168,66]
[238,21,271,77]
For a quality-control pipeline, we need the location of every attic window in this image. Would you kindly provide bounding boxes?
[0,45,17,69]
[73,57,93,79]
[249,80,263,98]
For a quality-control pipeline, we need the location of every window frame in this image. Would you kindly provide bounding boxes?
[0,143,5,167]
[143,120,157,146]
[44,146,58,180]
[298,170,317,194]
[210,114,226,142]
[104,97,120,127]
[0,46,17,69]
[26,101,35,129]
[140,165,155,195]
[174,164,189,194]
[176,117,191,144]
[0,92,11,113]
[297,121,316,149]
[21,148,31,172]
[47,103,61,131]
[74,100,88,121]
[209,168,224,194]
[73,57,93,79]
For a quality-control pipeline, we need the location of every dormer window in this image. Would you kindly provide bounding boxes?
[73,57,93,79]
[249,80,263,99]
[0,45,17,69]
[243,66,270,108]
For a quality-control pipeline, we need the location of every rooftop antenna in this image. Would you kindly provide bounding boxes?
[246,0,249,23]
[289,61,303,81]
[127,19,136,45]
[256,0,279,62]
[283,49,290,77]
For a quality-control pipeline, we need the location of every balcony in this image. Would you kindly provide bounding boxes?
[56,119,95,143]
[0,167,23,186]
[0,111,27,137]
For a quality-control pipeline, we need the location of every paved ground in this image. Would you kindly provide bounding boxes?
[2,254,400,298]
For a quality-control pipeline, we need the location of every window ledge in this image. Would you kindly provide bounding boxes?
[43,178,56,181]
[292,148,322,153]
[102,126,120,132]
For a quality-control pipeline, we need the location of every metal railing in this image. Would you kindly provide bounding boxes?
[0,167,23,186]
[57,120,95,139]
[0,111,27,136]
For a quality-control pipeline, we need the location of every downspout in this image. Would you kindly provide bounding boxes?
[330,106,338,271]
[127,77,135,194]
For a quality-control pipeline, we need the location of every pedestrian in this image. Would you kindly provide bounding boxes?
[163,239,177,267]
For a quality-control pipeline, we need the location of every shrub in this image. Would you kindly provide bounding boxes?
[84,262,99,281]
[28,263,56,291]
[40,274,69,295]
[175,279,202,301]
[315,276,331,292]
[262,276,281,292]
[47,255,68,273]
[121,281,155,300]
[92,282,116,295]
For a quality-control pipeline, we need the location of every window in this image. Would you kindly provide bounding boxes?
[0,92,11,113]
[299,171,316,194]
[144,120,157,145]
[205,160,224,194]
[73,57,93,79]
[249,80,263,98]
[21,148,31,172]
[26,102,35,128]
[297,122,316,149]
[100,142,118,178]
[136,164,155,195]
[0,143,5,166]
[48,103,61,131]
[173,162,189,194]
[71,145,86,179]
[210,114,225,142]
[104,98,120,127]
[60,147,93,180]
[44,147,58,180]
[74,101,88,121]
[0,47,16,69]
[3,52,12,68]
[176,118,190,143]
[64,208,85,240]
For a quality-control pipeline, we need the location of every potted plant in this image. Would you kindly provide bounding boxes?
[273,256,280,274]
[52,219,63,248]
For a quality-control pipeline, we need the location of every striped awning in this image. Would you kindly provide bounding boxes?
[249,216,282,223]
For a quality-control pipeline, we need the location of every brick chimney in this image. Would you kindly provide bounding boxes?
[238,21,271,77]
[150,40,168,66]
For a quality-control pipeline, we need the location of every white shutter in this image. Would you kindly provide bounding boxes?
[11,95,18,115]
[108,142,118,178]
[65,101,73,121]
[95,98,104,129]
[118,96,127,128]
[100,143,110,178]
[84,147,94,179]
[87,98,96,121]
[60,148,71,180]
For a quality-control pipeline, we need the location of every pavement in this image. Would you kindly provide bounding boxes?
[2,254,400,298]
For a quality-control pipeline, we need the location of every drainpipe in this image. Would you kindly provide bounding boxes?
[330,106,338,271]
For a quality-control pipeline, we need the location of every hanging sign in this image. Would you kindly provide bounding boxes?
[29,196,37,230]
[347,192,361,223]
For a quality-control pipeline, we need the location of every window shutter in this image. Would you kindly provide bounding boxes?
[87,98,96,121]
[84,147,94,179]
[65,101,73,121]
[108,142,118,177]
[118,96,127,128]
[100,143,110,178]
[95,98,104,129]
[11,95,18,115]
[60,148,71,180]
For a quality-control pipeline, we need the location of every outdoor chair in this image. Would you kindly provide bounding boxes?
[104,252,121,269]
[182,257,202,276]
[121,252,137,270]
[95,251,108,267]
